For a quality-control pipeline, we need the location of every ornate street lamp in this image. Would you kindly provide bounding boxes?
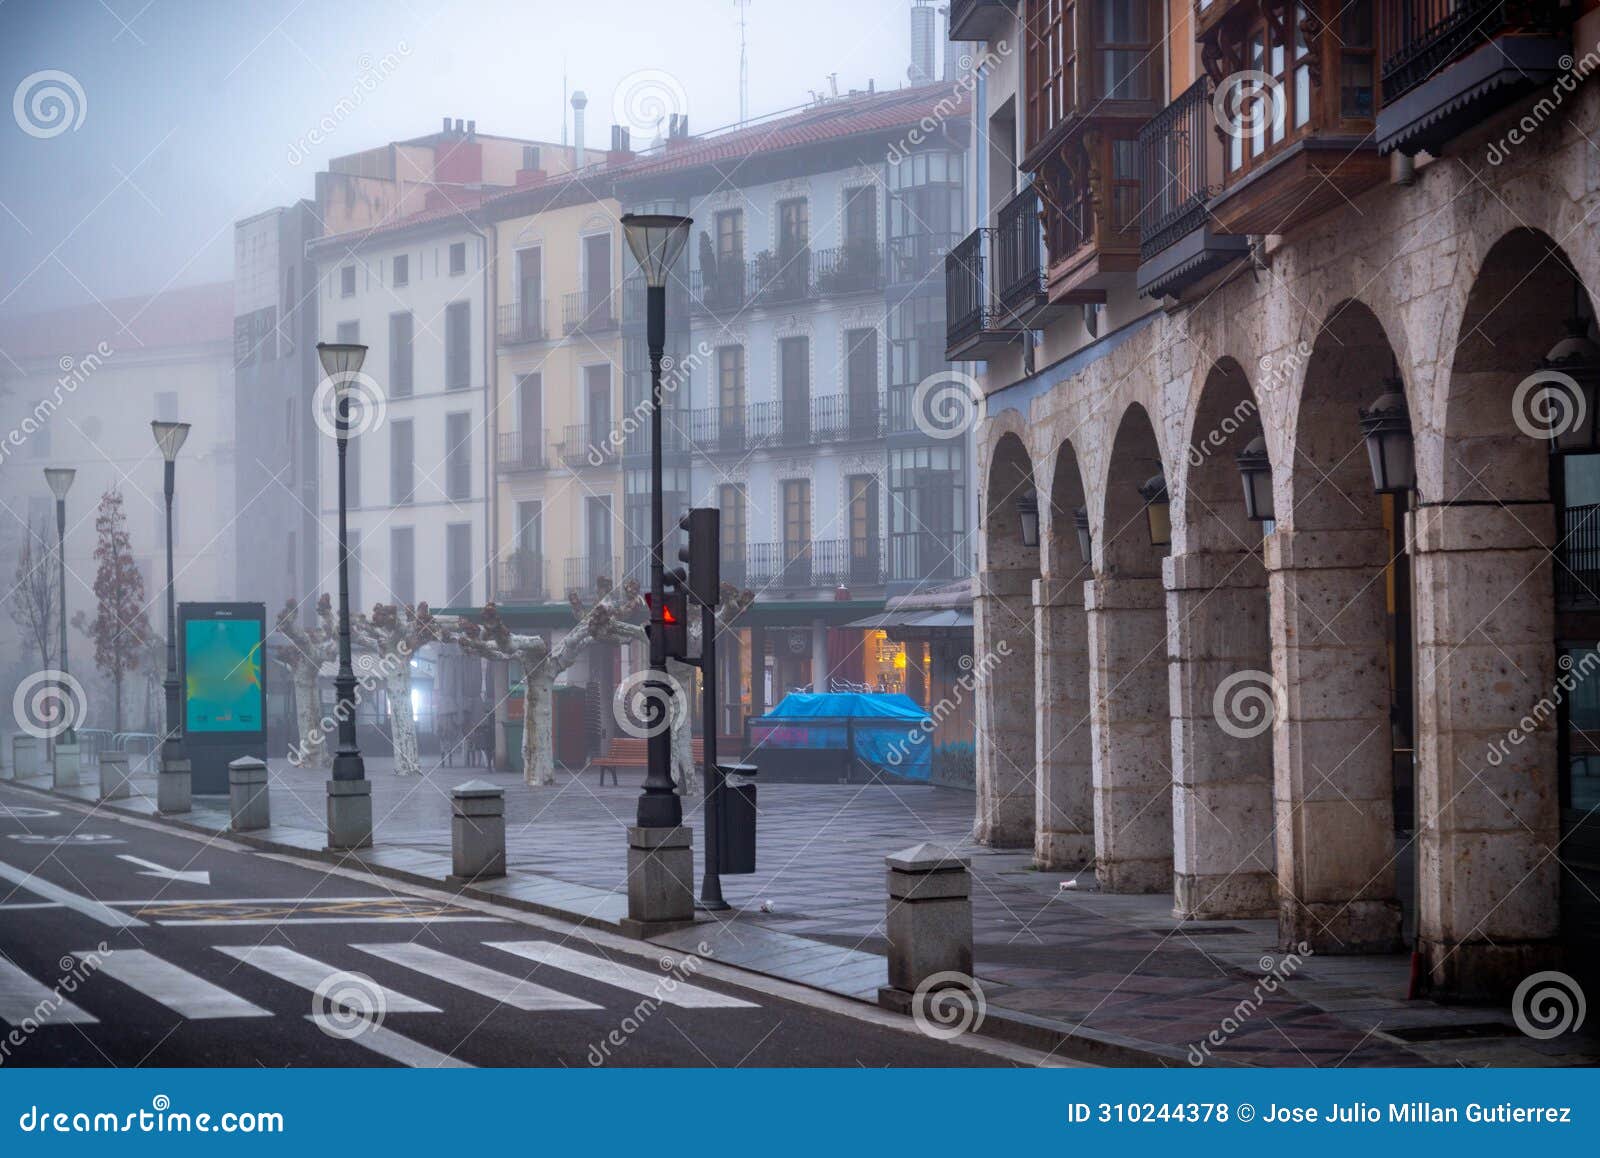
[1139,473,1171,548]
[1540,308,1600,456]
[151,420,191,801]
[1235,435,1275,522]
[1358,371,1416,495]
[621,212,693,830]
[1016,489,1040,547]
[317,340,373,848]
[1073,505,1092,566]
[43,467,75,746]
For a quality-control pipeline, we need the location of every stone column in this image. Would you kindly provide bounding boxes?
[973,568,1036,848]
[1266,528,1401,953]
[1166,551,1276,918]
[810,618,829,691]
[1412,503,1560,997]
[621,825,695,937]
[1034,575,1092,869]
[1086,575,1172,892]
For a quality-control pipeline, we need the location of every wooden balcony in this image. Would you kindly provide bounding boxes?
[1376,0,1571,156]
[1032,128,1143,303]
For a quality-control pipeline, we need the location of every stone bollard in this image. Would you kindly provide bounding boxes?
[878,842,975,1011]
[620,826,695,937]
[228,756,270,832]
[325,778,373,851]
[157,751,192,815]
[52,739,81,789]
[449,781,506,882]
[12,736,40,779]
[98,752,132,802]
[0,738,9,781]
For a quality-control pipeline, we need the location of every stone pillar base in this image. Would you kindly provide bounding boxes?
[325,778,373,850]
[1174,871,1276,920]
[1279,898,1402,955]
[1034,831,1093,871]
[1096,856,1171,895]
[449,780,506,883]
[229,757,270,832]
[1420,937,1563,1001]
[51,742,80,789]
[157,760,191,814]
[885,843,973,992]
[621,825,694,936]
[98,754,131,802]
[13,736,42,779]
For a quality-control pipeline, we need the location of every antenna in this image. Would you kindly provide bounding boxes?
[736,0,750,125]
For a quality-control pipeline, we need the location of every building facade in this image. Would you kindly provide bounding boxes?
[950,0,1600,999]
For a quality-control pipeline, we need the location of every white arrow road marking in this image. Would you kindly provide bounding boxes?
[305,1014,472,1068]
[214,945,439,1012]
[0,860,144,928]
[78,949,270,1020]
[0,957,96,1025]
[116,855,211,886]
[353,942,603,1012]
[486,941,757,1009]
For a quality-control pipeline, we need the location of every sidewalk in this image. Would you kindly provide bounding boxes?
[12,754,1596,1067]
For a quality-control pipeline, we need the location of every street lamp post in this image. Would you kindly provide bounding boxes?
[621,213,693,831]
[43,468,77,786]
[317,341,374,850]
[151,421,192,813]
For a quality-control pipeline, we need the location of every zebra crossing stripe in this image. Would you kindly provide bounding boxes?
[214,945,439,1013]
[80,949,270,1020]
[305,1014,472,1068]
[485,941,757,1009]
[353,942,603,1012]
[0,861,143,928]
[0,956,96,1025]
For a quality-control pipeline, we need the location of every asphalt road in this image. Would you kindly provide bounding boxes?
[0,783,1027,1068]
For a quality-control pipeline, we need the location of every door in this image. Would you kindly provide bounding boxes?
[847,475,879,585]
[586,496,613,589]
[718,346,745,449]
[781,479,811,586]
[846,329,878,437]
[777,198,809,296]
[780,337,809,445]
[517,247,543,338]
[584,233,612,323]
[518,373,542,466]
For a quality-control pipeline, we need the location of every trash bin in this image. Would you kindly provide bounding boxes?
[501,721,524,776]
[716,761,758,875]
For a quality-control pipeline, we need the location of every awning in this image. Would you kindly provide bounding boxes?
[844,608,973,630]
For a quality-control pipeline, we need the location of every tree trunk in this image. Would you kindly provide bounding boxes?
[293,666,329,769]
[523,669,555,786]
[385,667,420,776]
[112,670,124,734]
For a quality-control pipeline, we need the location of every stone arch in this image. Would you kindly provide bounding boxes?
[1167,359,1276,918]
[1273,298,1407,954]
[1034,439,1093,870]
[1415,226,1580,997]
[1086,402,1174,892]
[974,428,1040,848]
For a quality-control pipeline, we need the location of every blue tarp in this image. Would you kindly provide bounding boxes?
[751,693,934,781]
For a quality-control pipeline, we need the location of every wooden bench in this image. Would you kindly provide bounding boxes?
[590,736,740,785]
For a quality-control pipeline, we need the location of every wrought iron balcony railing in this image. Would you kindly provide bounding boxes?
[497,300,548,344]
[562,289,620,335]
[497,554,549,602]
[495,430,546,473]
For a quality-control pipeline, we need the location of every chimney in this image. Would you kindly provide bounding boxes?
[454,117,465,134]
[909,1,936,84]
[571,91,588,167]
[466,119,476,138]
[442,115,452,133]
[607,124,633,165]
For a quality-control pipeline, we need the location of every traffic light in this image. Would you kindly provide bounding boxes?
[678,507,720,607]
[645,569,690,660]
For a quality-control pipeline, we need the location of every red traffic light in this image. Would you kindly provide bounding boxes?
[643,593,680,624]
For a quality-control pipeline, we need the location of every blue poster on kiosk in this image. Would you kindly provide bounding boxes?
[178,602,267,793]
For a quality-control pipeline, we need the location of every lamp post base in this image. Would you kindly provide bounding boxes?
[622,825,695,934]
[51,741,80,789]
[325,777,373,851]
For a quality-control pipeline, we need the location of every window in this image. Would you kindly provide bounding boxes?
[1026,0,1075,145]
[777,198,809,256]
[445,301,470,389]
[782,479,812,581]
[586,496,614,569]
[515,501,542,556]
[517,247,542,338]
[585,364,612,433]
[389,312,414,397]
[390,419,414,505]
[845,328,879,434]
[390,527,415,607]
[715,209,744,263]
[583,233,613,319]
[445,411,471,501]
[890,444,968,581]
[719,484,746,580]
[717,346,745,442]
[1226,2,1321,174]
[1340,2,1375,120]
[340,265,356,297]
[1097,0,1151,100]
[336,320,359,344]
[848,474,880,582]
[449,241,466,275]
[780,336,809,443]
[393,254,409,287]
[517,373,542,459]
[843,187,877,246]
[446,523,471,605]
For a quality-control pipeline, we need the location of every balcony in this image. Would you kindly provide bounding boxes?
[992,186,1076,328]
[753,248,815,306]
[690,406,749,453]
[690,262,752,315]
[562,289,619,335]
[745,539,887,590]
[886,231,961,287]
[558,423,619,469]
[564,556,620,597]
[813,242,885,296]
[949,0,1016,41]
[621,275,690,330]
[496,553,549,603]
[621,412,691,458]
[495,430,546,473]
[1376,0,1571,157]
[497,300,548,344]
[1136,76,1250,299]
[945,227,1026,361]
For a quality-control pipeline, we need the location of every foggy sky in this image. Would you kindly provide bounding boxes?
[0,0,926,319]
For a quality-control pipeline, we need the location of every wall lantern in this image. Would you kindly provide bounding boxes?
[1016,489,1040,548]
[1540,310,1600,455]
[1234,435,1274,522]
[1358,372,1416,495]
[1138,473,1170,548]
[1073,505,1092,566]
